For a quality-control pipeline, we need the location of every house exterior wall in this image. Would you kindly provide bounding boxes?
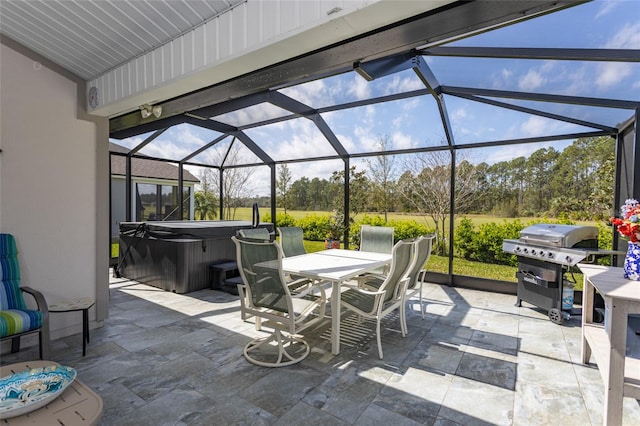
[111,178,126,238]
[0,42,109,347]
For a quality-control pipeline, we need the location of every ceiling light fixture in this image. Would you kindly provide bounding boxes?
[140,104,162,119]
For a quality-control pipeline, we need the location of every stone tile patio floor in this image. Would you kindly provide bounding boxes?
[3,272,640,425]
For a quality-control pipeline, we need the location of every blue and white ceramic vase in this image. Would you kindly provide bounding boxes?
[623,242,640,281]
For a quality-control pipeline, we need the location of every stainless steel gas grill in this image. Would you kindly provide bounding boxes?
[502,224,601,324]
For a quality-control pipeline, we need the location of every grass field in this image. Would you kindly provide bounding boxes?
[228,207,596,229]
[294,213,588,288]
[112,208,588,289]
[301,239,585,288]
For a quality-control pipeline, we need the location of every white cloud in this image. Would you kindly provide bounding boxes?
[287,159,344,181]
[596,63,632,89]
[392,115,404,128]
[348,74,371,100]
[592,21,640,90]
[607,22,640,49]
[401,98,420,111]
[482,140,573,165]
[520,116,549,137]
[595,0,619,18]
[280,78,340,108]
[518,69,545,91]
[258,119,336,161]
[337,134,357,153]
[354,125,377,151]
[451,107,468,123]
[492,68,513,89]
[391,132,415,150]
[397,75,424,93]
[379,74,423,96]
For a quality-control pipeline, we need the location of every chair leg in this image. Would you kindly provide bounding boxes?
[419,287,425,319]
[243,329,310,367]
[400,308,407,337]
[11,336,20,353]
[39,330,50,360]
[400,302,408,336]
[41,316,51,360]
[376,319,383,359]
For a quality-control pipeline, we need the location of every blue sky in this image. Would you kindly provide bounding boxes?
[113,0,640,195]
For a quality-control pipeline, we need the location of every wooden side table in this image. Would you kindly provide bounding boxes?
[48,297,95,356]
[0,360,103,425]
[578,264,640,425]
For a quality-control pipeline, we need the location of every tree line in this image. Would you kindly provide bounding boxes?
[276,135,614,221]
[195,136,615,253]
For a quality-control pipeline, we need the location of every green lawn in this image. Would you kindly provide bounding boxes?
[301,237,586,289]
[113,237,583,289]
[302,240,515,282]
[112,210,587,289]
[231,207,597,229]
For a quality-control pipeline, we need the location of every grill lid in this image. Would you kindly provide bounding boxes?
[519,224,598,248]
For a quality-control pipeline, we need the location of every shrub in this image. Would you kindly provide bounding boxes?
[455,217,475,260]
[297,214,331,241]
[475,221,523,266]
[359,215,387,227]
[388,219,432,242]
[347,216,433,248]
[454,219,523,266]
[274,213,297,228]
[597,221,613,266]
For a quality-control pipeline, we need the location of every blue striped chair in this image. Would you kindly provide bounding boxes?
[0,233,50,359]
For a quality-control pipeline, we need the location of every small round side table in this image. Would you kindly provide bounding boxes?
[49,297,96,356]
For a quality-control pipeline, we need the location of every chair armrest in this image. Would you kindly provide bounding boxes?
[355,273,386,289]
[20,286,49,317]
[290,278,328,300]
[342,283,385,296]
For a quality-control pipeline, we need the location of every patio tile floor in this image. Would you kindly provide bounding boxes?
[2,273,640,425]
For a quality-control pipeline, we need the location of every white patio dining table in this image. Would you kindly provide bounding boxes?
[279,249,392,355]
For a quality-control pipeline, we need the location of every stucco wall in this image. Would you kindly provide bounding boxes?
[0,43,105,346]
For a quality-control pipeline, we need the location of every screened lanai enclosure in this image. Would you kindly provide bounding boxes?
[107,0,639,292]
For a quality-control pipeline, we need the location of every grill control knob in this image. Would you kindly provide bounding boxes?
[548,252,554,258]
[539,251,545,257]
[531,249,536,255]
[523,248,529,253]
[565,256,572,263]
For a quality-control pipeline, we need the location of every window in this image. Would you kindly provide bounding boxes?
[136,184,191,221]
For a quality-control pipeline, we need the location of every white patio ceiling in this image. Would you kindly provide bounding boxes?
[0,0,246,81]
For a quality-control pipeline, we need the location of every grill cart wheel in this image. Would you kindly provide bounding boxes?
[548,308,563,324]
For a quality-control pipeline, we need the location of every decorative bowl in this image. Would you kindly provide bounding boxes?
[0,365,76,419]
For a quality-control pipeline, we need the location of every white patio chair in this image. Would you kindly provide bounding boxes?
[402,234,435,321]
[340,238,416,359]
[232,236,326,367]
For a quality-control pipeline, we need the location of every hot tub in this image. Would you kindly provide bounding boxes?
[117,221,274,293]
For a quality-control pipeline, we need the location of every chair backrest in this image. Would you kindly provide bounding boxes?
[232,236,291,314]
[237,228,270,241]
[0,233,26,310]
[405,234,435,290]
[278,227,306,257]
[378,239,416,302]
[360,225,394,254]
